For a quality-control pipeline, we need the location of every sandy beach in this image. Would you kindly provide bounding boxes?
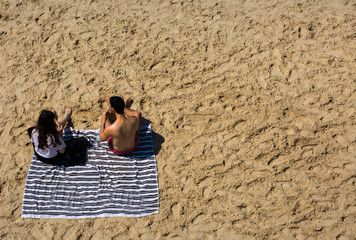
[1,0,355,239]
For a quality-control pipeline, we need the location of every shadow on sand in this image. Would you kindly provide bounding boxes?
[141,117,165,155]
[57,116,164,166]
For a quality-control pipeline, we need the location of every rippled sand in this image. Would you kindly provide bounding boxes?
[0,0,355,239]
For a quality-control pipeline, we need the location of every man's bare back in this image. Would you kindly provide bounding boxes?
[100,95,141,152]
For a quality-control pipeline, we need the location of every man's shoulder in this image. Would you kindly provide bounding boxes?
[121,117,138,131]
[128,115,138,122]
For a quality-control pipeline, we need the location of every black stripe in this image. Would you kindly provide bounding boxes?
[28,161,156,170]
[26,171,157,179]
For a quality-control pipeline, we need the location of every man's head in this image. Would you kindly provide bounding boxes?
[110,96,125,114]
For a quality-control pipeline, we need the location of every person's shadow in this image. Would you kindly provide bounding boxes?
[61,117,164,163]
[59,119,93,166]
[141,117,165,155]
[63,137,93,166]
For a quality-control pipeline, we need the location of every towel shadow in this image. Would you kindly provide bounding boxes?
[141,117,165,155]
[61,117,163,161]
[62,137,93,166]
[66,118,74,129]
[140,118,162,197]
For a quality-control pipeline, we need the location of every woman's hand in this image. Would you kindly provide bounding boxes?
[55,119,63,132]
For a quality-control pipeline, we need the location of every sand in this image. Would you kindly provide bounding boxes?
[1,0,355,239]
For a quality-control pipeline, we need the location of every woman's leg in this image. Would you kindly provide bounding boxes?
[58,107,72,128]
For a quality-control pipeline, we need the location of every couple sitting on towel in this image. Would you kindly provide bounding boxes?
[26,95,141,164]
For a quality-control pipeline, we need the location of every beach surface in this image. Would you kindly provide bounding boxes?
[0,0,355,239]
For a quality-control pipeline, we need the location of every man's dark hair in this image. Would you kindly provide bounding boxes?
[110,96,125,114]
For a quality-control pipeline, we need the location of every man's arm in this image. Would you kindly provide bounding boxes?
[100,112,111,141]
[124,108,140,118]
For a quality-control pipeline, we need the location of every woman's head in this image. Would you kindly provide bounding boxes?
[36,110,60,149]
[38,110,57,130]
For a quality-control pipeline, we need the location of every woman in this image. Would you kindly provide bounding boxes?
[27,107,72,165]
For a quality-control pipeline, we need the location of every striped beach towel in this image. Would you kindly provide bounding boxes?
[22,125,159,219]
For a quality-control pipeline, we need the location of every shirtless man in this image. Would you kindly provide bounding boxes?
[100,95,141,154]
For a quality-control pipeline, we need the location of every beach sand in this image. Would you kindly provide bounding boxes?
[0,0,355,239]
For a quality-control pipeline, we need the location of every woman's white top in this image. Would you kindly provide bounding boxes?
[31,129,66,158]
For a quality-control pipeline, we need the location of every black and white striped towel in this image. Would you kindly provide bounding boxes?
[22,125,159,218]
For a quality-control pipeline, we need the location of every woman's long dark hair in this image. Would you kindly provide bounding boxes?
[36,110,61,149]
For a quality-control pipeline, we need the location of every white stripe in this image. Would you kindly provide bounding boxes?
[64,127,151,134]
[22,210,159,219]
[27,172,157,179]
[28,161,157,171]
[23,196,159,205]
[71,163,158,169]
[87,144,153,151]
[84,158,156,164]
[23,205,159,213]
[23,206,158,214]
[29,162,157,170]
[25,182,158,187]
[28,168,157,175]
[24,190,157,197]
[86,151,154,157]
[23,196,159,206]
[26,185,96,190]
[26,174,157,184]
[25,177,158,184]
